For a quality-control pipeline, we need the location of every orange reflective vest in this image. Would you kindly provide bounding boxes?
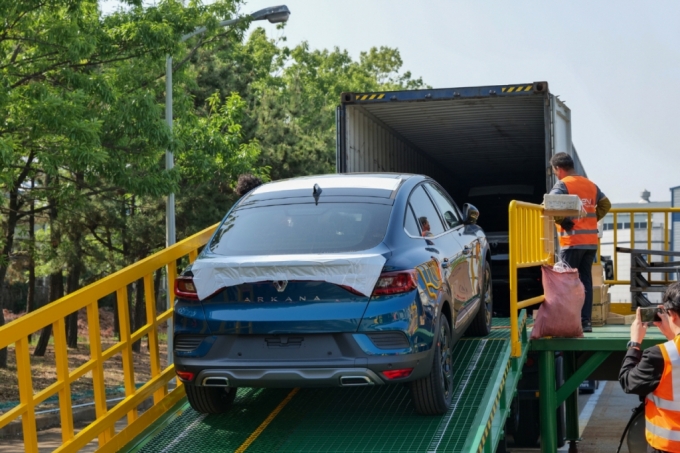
[646,337,680,452]
[555,176,599,249]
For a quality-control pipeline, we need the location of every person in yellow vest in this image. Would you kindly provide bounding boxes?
[549,152,611,332]
[620,283,680,453]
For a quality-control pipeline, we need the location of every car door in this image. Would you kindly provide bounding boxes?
[423,183,480,328]
[407,184,468,330]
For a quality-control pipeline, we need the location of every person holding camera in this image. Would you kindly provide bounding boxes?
[619,282,680,453]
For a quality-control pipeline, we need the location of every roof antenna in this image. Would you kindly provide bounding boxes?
[313,183,322,205]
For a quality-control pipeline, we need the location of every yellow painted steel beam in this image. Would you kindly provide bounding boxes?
[53,317,75,443]
[144,273,166,404]
[31,378,65,407]
[517,295,546,310]
[87,299,114,446]
[16,337,38,453]
[613,212,619,280]
[116,287,139,424]
[0,404,27,430]
[609,207,680,213]
[130,323,154,344]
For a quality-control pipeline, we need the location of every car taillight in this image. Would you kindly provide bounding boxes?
[175,276,199,301]
[382,368,414,380]
[372,271,417,296]
[176,370,195,382]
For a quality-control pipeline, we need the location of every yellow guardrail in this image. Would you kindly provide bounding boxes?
[508,201,554,357]
[509,203,680,356]
[605,207,680,286]
[0,224,218,453]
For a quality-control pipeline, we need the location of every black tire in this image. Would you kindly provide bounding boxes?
[466,260,493,336]
[513,399,540,447]
[410,315,454,415]
[512,396,566,448]
[495,434,509,453]
[185,384,238,414]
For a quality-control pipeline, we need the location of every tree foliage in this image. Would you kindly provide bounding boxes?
[0,0,261,364]
[191,29,426,180]
[0,1,425,366]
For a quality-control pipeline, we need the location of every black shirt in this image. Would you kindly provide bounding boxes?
[619,346,668,453]
[619,345,665,397]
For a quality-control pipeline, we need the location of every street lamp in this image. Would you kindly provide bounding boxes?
[164,5,290,365]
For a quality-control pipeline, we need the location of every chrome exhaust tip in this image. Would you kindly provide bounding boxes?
[340,376,373,387]
[202,377,230,387]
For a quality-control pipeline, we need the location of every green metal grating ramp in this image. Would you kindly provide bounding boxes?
[125,317,527,453]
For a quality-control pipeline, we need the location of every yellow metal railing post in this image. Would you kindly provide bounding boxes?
[630,211,635,249]
[665,212,670,264]
[87,299,114,445]
[509,201,520,357]
[16,337,38,453]
[116,287,138,424]
[53,317,75,443]
[144,273,166,404]
[613,212,618,281]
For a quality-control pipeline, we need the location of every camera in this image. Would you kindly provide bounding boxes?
[640,306,662,323]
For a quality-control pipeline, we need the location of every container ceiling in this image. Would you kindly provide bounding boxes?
[359,96,547,189]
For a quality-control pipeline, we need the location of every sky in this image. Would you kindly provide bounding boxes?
[104,0,680,203]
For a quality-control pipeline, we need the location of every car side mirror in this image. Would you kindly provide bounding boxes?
[462,203,479,225]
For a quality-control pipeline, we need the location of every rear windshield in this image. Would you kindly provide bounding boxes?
[208,203,392,256]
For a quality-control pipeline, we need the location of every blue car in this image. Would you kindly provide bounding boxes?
[173,174,492,415]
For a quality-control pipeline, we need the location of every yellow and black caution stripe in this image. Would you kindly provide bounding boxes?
[477,360,511,453]
[355,93,386,101]
[501,85,533,93]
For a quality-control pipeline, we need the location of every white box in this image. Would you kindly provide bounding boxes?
[544,194,582,211]
[543,194,584,217]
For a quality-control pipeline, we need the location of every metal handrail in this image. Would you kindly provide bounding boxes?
[0,224,217,453]
[508,203,680,357]
[508,201,554,357]
[604,207,680,286]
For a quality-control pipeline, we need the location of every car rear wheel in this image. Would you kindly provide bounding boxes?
[185,384,238,414]
[466,260,493,336]
[410,315,454,415]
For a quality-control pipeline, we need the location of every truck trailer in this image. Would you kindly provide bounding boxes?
[336,81,582,447]
[336,81,585,316]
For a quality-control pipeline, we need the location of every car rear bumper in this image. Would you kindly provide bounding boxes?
[194,367,386,388]
[174,333,434,387]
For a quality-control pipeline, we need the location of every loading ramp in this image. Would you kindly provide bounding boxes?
[121,316,529,453]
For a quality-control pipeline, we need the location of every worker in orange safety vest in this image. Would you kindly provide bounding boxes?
[620,283,680,453]
[549,152,611,332]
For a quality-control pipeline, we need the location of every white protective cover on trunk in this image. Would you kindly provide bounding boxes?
[190,253,387,300]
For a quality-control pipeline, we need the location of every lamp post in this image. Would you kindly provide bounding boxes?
[164,5,290,366]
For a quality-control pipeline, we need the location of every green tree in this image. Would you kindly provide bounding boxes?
[0,0,261,366]
[191,28,426,181]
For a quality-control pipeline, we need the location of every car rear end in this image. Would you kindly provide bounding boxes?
[172,175,436,393]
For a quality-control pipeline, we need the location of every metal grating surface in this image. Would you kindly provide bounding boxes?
[137,337,509,453]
